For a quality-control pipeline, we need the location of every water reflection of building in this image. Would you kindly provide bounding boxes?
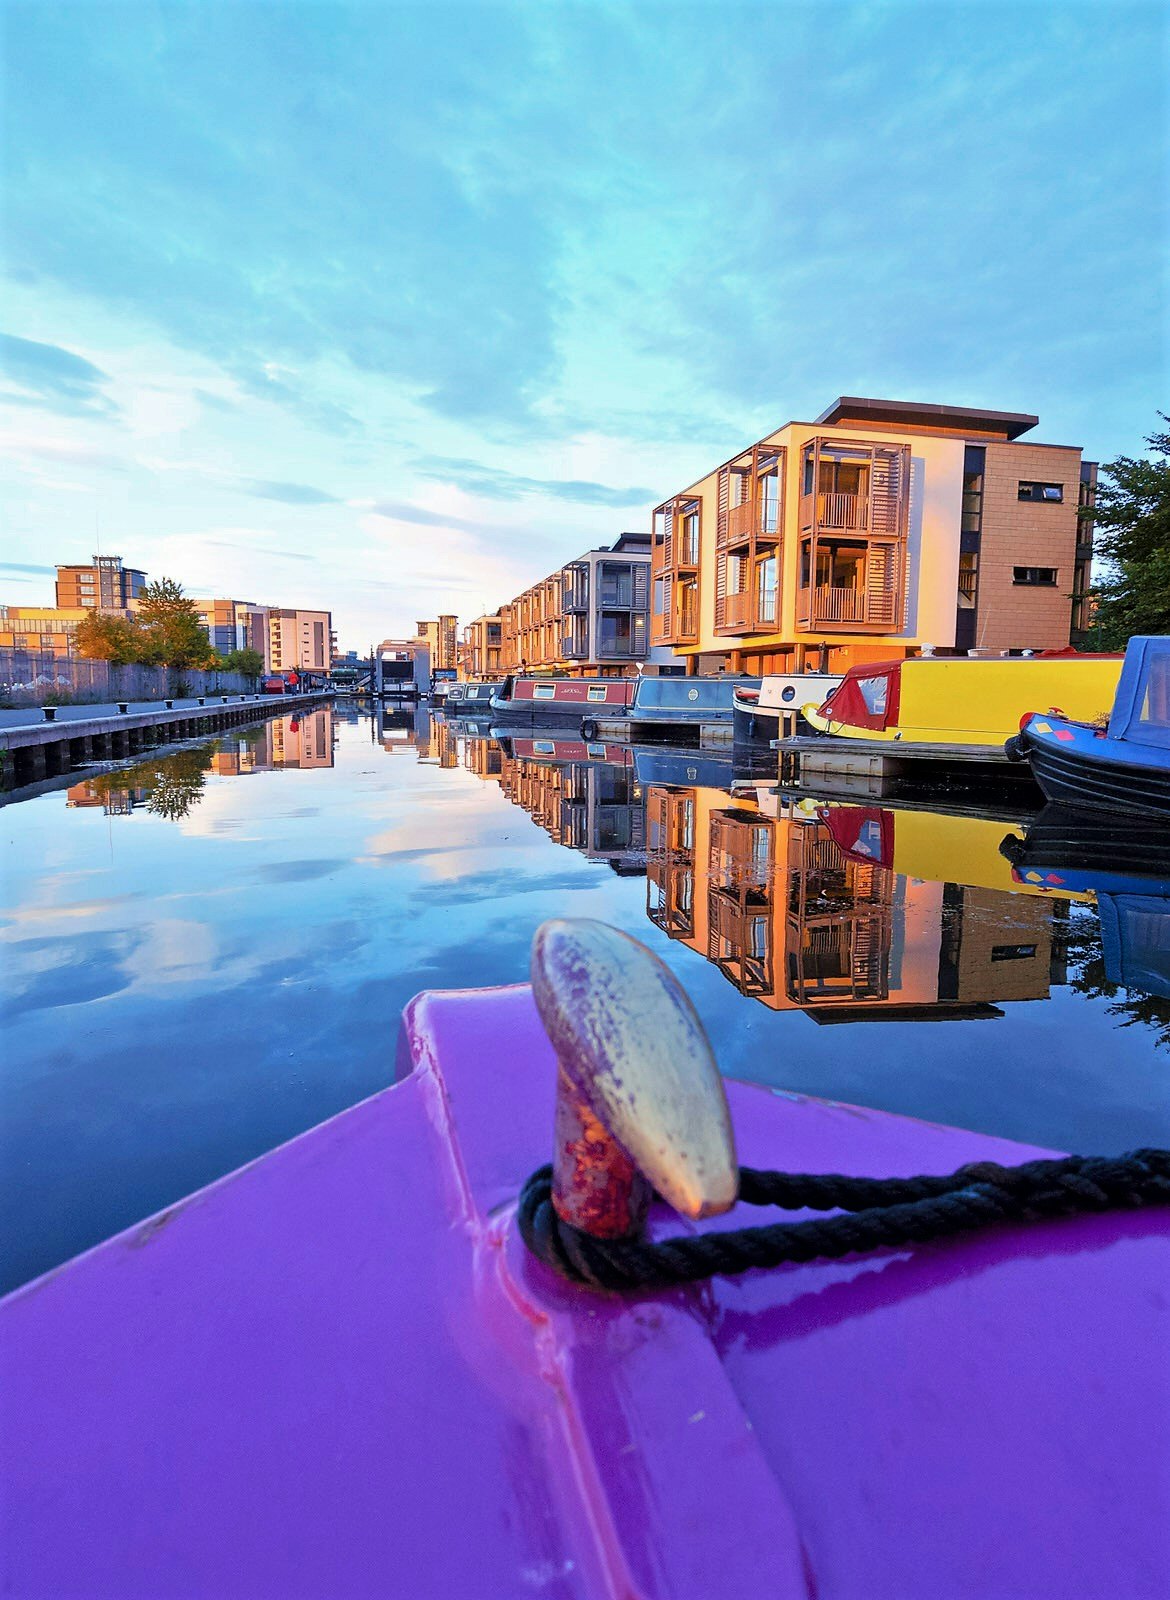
[374,704,458,765]
[66,780,150,814]
[212,708,337,774]
[493,737,647,873]
[648,784,1069,1021]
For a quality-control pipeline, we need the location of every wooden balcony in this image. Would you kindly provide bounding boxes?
[796,584,899,630]
[800,491,868,532]
[723,590,752,630]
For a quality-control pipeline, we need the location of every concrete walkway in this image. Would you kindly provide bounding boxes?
[0,693,309,733]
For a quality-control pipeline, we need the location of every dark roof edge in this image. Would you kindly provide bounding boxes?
[817,396,1039,440]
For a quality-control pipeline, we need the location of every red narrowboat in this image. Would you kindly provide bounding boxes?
[489,675,635,726]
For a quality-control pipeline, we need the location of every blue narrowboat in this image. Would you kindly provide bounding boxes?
[619,675,761,741]
[1008,636,1170,816]
[444,681,502,716]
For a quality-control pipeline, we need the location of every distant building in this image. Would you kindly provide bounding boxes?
[55,555,146,612]
[193,599,269,659]
[496,533,676,677]
[0,605,88,657]
[414,615,458,672]
[266,608,334,674]
[461,613,503,680]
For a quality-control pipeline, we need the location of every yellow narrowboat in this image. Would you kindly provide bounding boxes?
[801,654,1123,746]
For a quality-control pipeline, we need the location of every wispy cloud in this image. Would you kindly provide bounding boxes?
[0,561,56,576]
[0,333,118,418]
[237,478,340,506]
[414,455,655,508]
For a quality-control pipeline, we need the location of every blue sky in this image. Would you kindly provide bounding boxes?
[1,0,1165,647]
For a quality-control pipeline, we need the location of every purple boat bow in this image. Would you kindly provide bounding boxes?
[1,920,1167,1599]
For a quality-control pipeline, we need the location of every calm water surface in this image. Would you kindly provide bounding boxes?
[2,702,1168,1293]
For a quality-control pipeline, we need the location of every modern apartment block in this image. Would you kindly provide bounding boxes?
[651,397,1096,676]
[461,613,503,679]
[414,615,458,672]
[55,555,147,612]
[0,605,88,656]
[266,608,335,674]
[193,599,269,658]
[497,532,675,676]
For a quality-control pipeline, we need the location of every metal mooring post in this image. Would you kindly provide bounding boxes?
[530,919,739,1240]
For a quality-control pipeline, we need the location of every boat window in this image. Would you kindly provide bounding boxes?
[533,684,556,699]
[857,675,889,716]
[587,686,607,701]
[533,739,555,755]
[782,686,796,702]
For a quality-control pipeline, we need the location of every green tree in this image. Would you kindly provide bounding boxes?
[1083,418,1170,649]
[220,646,265,681]
[75,610,145,665]
[136,578,218,669]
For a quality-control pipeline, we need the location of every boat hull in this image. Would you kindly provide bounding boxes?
[1019,715,1170,817]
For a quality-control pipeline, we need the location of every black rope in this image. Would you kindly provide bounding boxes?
[516,1149,1170,1292]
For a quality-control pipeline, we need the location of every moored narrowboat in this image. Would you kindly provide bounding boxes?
[490,674,635,726]
[733,672,841,749]
[801,653,1123,747]
[1,920,1166,1599]
[623,675,761,741]
[1007,636,1170,816]
[443,680,501,716]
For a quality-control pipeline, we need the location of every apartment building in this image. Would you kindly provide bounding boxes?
[0,605,88,656]
[498,532,675,676]
[414,615,458,672]
[651,397,1096,677]
[461,613,503,680]
[266,608,335,674]
[193,599,269,658]
[55,555,147,611]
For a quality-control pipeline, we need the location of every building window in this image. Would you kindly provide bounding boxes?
[1013,567,1058,586]
[1018,482,1064,503]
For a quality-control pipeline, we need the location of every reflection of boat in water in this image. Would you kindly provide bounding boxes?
[1008,636,1170,817]
[821,802,1092,902]
[802,653,1122,747]
[490,674,635,726]
[999,802,1170,895]
[6,921,1164,1600]
[632,747,735,790]
[1000,802,1170,1002]
[732,672,841,749]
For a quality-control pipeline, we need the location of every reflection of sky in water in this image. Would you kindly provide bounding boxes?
[2,710,1168,1294]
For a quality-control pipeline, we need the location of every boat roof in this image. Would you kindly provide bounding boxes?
[633,676,760,712]
[2,981,1165,1598]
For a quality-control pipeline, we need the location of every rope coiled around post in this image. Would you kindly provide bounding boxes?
[516,1149,1170,1292]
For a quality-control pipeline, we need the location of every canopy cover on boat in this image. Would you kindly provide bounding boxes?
[1110,636,1170,750]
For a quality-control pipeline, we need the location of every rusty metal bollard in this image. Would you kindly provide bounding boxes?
[530,919,738,1240]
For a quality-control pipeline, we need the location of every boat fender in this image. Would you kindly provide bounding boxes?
[1003,733,1028,763]
[581,718,600,743]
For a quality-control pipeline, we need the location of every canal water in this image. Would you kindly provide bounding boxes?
[3,702,1168,1294]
